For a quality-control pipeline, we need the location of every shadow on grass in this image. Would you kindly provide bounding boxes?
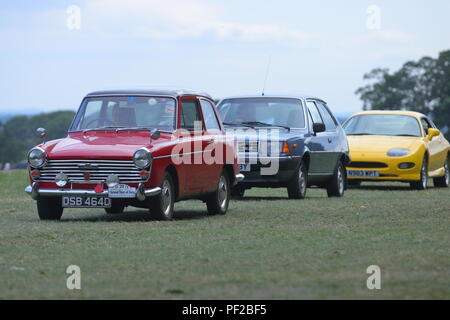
[350,184,414,191]
[60,209,210,223]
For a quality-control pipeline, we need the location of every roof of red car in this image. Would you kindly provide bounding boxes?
[86,88,213,99]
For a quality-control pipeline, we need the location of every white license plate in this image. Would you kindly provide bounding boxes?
[108,184,136,198]
[239,164,251,172]
[347,170,380,178]
[62,196,111,208]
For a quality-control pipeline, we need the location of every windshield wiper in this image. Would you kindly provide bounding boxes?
[347,133,375,136]
[115,126,153,132]
[241,121,291,131]
[223,122,254,128]
[82,126,125,133]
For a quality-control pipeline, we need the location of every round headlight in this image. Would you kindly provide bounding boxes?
[387,148,411,157]
[28,147,47,168]
[133,148,152,169]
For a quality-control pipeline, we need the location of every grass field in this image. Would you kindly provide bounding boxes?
[0,170,449,299]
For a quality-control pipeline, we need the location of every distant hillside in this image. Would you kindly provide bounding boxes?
[0,111,75,165]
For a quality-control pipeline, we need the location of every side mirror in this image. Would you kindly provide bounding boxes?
[428,128,440,139]
[150,128,161,140]
[313,123,326,134]
[36,128,47,140]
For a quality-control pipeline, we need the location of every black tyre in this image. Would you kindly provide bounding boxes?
[348,180,362,187]
[433,157,449,188]
[206,170,230,215]
[287,160,307,199]
[37,196,63,221]
[327,162,345,197]
[410,157,428,190]
[105,200,125,214]
[231,187,245,199]
[149,172,175,220]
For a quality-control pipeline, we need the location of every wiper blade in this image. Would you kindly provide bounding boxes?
[115,126,153,132]
[347,133,374,136]
[223,122,254,128]
[83,126,125,133]
[241,121,291,131]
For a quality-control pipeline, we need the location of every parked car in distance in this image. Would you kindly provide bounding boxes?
[343,110,450,190]
[25,89,244,220]
[216,95,350,199]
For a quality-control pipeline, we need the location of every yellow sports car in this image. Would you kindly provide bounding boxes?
[343,111,450,190]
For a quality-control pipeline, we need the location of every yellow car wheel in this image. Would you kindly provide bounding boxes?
[433,157,449,188]
[410,156,428,190]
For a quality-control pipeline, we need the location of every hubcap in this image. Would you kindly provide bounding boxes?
[338,166,344,194]
[217,175,228,209]
[299,166,306,194]
[161,179,172,215]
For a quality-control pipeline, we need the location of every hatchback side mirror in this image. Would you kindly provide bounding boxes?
[427,128,440,139]
[313,123,326,134]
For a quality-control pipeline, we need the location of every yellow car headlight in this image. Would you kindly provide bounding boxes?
[387,148,411,157]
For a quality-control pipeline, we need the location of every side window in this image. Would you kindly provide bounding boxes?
[306,101,323,124]
[200,99,221,131]
[316,102,337,131]
[421,118,432,135]
[181,99,202,131]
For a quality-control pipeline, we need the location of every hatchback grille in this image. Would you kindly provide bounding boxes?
[348,161,388,168]
[37,159,145,183]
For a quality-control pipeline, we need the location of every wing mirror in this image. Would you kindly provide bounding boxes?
[36,128,47,141]
[427,128,440,139]
[313,123,326,134]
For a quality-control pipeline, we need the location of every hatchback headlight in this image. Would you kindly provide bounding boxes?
[387,148,411,157]
[28,147,47,168]
[133,148,152,169]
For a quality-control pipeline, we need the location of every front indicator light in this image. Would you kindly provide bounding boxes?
[387,148,411,157]
[139,170,149,180]
[282,142,290,153]
[31,169,40,180]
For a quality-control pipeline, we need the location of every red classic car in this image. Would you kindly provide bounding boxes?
[25,89,244,220]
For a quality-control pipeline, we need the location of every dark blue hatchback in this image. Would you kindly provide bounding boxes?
[216,95,350,199]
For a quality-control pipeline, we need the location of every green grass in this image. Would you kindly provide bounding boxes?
[0,170,449,299]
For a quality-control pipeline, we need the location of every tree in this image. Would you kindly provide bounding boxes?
[356,49,450,139]
[0,111,75,164]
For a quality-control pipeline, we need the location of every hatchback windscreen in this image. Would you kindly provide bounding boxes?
[70,96,177,132]
[343,114,422,137]
[216,98,305,129]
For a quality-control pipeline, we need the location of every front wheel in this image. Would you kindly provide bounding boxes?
[287,160,307,199]
[105,200,125,214]
[410,157,428,190]
[149,172,175,220]
[231,187,245,199]
[433,157,449,188]
[327,162,345,197]
[37,197,63,220]
[206,170,230,215]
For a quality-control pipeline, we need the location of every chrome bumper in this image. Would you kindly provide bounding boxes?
[25,183,161,201]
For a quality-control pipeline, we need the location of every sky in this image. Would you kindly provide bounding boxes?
[0,0,449,114]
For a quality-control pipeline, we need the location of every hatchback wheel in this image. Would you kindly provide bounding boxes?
[105,200,125,214]
[287,160,307,199]
[327,162,345,197]
[433,157,449,188]
[37,197,63,220]
[149,172,175,220]
[410,157,428,190]
[206,170,230,215]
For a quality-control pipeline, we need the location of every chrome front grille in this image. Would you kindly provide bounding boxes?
[37,159,144,183]
[237,141,259,153]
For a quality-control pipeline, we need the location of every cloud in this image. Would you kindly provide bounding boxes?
[83,0,310,44]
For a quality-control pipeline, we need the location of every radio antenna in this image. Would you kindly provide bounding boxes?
[262,55,271,96]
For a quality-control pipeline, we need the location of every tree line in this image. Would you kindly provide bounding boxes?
[356,49,450,139]
[0,111,75,165]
